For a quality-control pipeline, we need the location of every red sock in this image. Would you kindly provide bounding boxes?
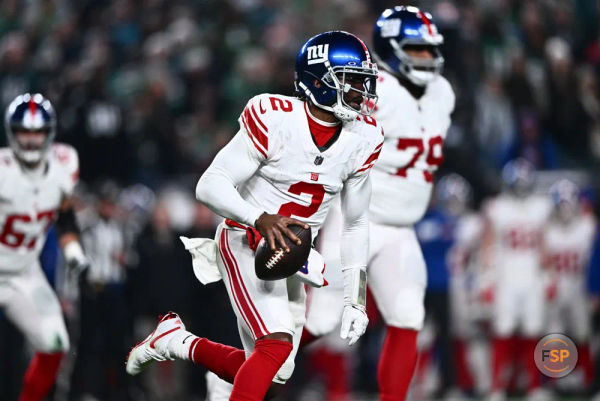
[577,343,594,386]
[189,338,246,383]
[300,328,319,348]
[378,327,418,401]
[454,339,474,391]
[230,339,293,401]
[310,348,350,401]
[520,337,540,391]
[18,352,64,401]
[491,337,512,391]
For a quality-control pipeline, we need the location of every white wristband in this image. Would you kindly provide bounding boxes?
[343,267,367,309]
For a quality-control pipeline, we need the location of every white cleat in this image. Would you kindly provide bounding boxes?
[125,311,185,375]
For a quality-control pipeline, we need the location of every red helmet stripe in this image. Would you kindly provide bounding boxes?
[28,98,37,119]
[351,33,371,63]
[417,11,434,35]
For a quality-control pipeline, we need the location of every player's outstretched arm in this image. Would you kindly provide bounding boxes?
[339,173,371,345]
[196,131,267,228]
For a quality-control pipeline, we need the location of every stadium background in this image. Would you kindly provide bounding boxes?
[0,0,599,400]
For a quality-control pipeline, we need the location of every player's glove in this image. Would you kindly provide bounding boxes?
[64,241,90,275]
[340,267,368,345]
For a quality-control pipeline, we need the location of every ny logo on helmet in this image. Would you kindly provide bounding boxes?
[380,19,401,38]
[307,44,329,65]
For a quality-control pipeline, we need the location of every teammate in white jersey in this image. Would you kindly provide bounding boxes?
[435,174,482,395]
[125,31,383,401]
[482,159,552,401]
[544,179,596,389]
[0,93,87,401]
[292,7,454,401]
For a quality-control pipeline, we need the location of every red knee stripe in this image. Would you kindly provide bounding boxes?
[223,230,269,336]
[219,229,259,338]
[219,229,269,338]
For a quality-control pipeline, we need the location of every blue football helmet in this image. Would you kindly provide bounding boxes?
[373,6,444,86]
[436,173,472,215]
[4,93,56,165]
[502,158,535,196]
[549,179,580,222]
[295,31,378,122]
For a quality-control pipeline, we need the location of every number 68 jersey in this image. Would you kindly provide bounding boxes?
[235,93,383,234]
[0,144,79,273]
[369,70,455,226]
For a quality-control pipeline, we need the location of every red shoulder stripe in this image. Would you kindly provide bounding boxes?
[243,107,268,149]
[357,142,383,173]
[241,116,268,158]
[250,104,268,133]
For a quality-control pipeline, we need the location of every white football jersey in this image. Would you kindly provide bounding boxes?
[369,70,455,226]
[237,93,383,234]
[0,144,79,273]
[543,213,596,278]
[450,213,483,274]
[484,194,552,280]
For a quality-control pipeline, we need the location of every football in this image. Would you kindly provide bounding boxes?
[254,225,312,280]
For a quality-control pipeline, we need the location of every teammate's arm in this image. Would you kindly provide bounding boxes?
[196,132,307,251]
[339,172,371,345]
[56,198,88,272]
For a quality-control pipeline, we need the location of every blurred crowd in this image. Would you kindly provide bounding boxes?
[1,0,600,400]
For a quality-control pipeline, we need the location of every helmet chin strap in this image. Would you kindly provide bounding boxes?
[17,149,44,166]
[332,102,358,122]
[404,68,436,86]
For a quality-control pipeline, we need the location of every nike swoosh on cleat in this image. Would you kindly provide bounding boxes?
[149,326,181,349]
[182,335,193,344]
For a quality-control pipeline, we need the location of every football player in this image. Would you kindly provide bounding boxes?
[0,93,87,401]
[442,174,482,395]
[481,158,552,401]
[205,7,455,401]
[304,7,453,401]
[207,7,455,401]
[544,179,596,390]
[125,31,383,401]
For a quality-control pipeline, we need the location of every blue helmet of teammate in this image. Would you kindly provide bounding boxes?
[502,158,535,196]
[549,179,580,222]
[373,6,444,86]
[436,173,472,215]
[4,93,56,165]
[295,31,378,122]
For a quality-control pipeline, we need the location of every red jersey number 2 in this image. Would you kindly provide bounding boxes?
[278,182,325,218]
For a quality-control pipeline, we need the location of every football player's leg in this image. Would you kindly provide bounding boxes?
[569,289,594,386]
[206,262,309,401]
[216,227,297,401]
[3,266,69,401]
[521,282,544,393]
[490,284,519,393]
[450,275,475,391]
[368,226,426,401]
[302,202,345,346]
[304,285,344,342]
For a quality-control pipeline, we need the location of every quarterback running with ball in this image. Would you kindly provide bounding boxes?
[126,31,384,401]
[206,6,455,401]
